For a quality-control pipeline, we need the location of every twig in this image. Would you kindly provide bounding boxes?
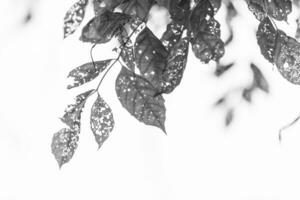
[279,114,300,142]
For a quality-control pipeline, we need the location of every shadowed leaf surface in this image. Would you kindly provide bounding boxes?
[115,67,166,133]
[51,128,79,168]
[80,11,130,44]
[64,0,88,38]
[189,0,224,63]
[67,60,112,89]
[90,95,114,149]
[120,0,155,20]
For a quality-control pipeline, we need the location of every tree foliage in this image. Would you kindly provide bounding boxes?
[53,0,300,167]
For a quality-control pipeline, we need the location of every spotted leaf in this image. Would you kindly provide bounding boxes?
[160,21,184,52]
[80,10,130,44]
[51,128,79,168]
[195,0,222,14]
[120,0,155,20]
[67,60,112,89]
[90,95,114,149]
[257,18,300,84]
[64,0,88,38]
[119,29,136,71]
[135,27,168,89]
[115,67,166,133]
[61,90,94,130]
[189,0,225,63]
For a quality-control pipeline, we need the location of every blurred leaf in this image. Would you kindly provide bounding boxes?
[189,0,225,63]
[115,67,166,133]
[225,108,234,127]
[250,63,269,93]
[135,27,168,89]
[64,0,88,38]
[90,95,114,149]
[51,128,79,168]
[80,11,130,44]
[224,1,237,46]
[67,60,112,89]
[242,87,253,103]
[214,62,234,77]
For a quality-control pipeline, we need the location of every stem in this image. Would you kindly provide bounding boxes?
[279,115,300,142]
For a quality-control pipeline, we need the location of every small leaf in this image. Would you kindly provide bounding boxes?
[135,27,168,89]
[161,37,189,94]
[242,87,253,103]
[64,0,88,39]
[90,95,114,149]
[120,0,155,20]
[189,0,225,63]
[214,62,234,77]
[67,60,112,89]
[115,67,166,133]
[80,10,130,44]
[250,63,269,93]
[225,108,234,127]
[61,90,94,130]
[51,128,79,168]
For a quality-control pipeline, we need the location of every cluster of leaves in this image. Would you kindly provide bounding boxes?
[52,0,300,167]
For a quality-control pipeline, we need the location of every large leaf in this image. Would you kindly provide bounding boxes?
[80,10,130,44]
[246,0,292,21]
[257,18,300,84]
[64,0,88,38]
[160,21,184,52]
[67,59,112,89]
[51,128,79,168]
[161,37,189,94]
[61,90,94,130]
[189,0,225,63]
[90,95,114,149]
[119,0,155,20]
[134,27,168,89]
[115,67,166,132]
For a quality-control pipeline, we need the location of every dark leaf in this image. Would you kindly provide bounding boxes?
[250,63,269,93]
[189,0,225,63]
[195,0,222,14]
[246,0,292,21]
[169,0,191,26]
[51,128,79,168]
[93,0,124,15]
[115,67,166,133]
[80,11,130,44]
[64,0,88,38]
[225,108,234,126]
[90,95,114,149]
[135,27,168,89]
[242,87,253,103]
[120,0,155,20]
[214,62,234,77]
[61,90,94,130]
[161,37,189,93]
[257,18,300,84]
[160,21,184,52]
[119,29,136,71]
[67,60,112,89]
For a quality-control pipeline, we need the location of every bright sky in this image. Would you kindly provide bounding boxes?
[1,0,300,200]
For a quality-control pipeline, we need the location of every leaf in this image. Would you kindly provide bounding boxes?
[242,87,253,103]
[64,0,88,38]
[224,1,237,46]
[93,0,124,15]
[120,0,155,20]
[250,63,269,93]
[189,0,225,63]
[61,90,94,130]
[67,60,112,89]
[246,0,292,21]
[115,67,166,133]
[118,29,136,71]
[135,27,168,89]
[51,128,79,168]
[225,108,234,127]
[195,0,222,14]
[214,62,234,77]
[160,21,184,52]
[161,37,189,94]
[257,18,300,84]
[80,10,130,44]
[90,95,114,149]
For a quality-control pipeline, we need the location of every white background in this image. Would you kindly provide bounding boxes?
[1,0,300,199]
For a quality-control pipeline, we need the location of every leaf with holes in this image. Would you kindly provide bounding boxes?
[64,0,88,38]
[61,90,94,130]
[90,95,114,149]
[115,67,166,133]
[51,128,79,168]
[250,63,269,93]
[135,27,168,89]
[80,10,131,44]
[246,0,292,21]
[120,0,155,20]
[67,60,112,89]
[189,0,225,63]
[161,37,189,94]
[161,21,184,52]
[257,18,300,84]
